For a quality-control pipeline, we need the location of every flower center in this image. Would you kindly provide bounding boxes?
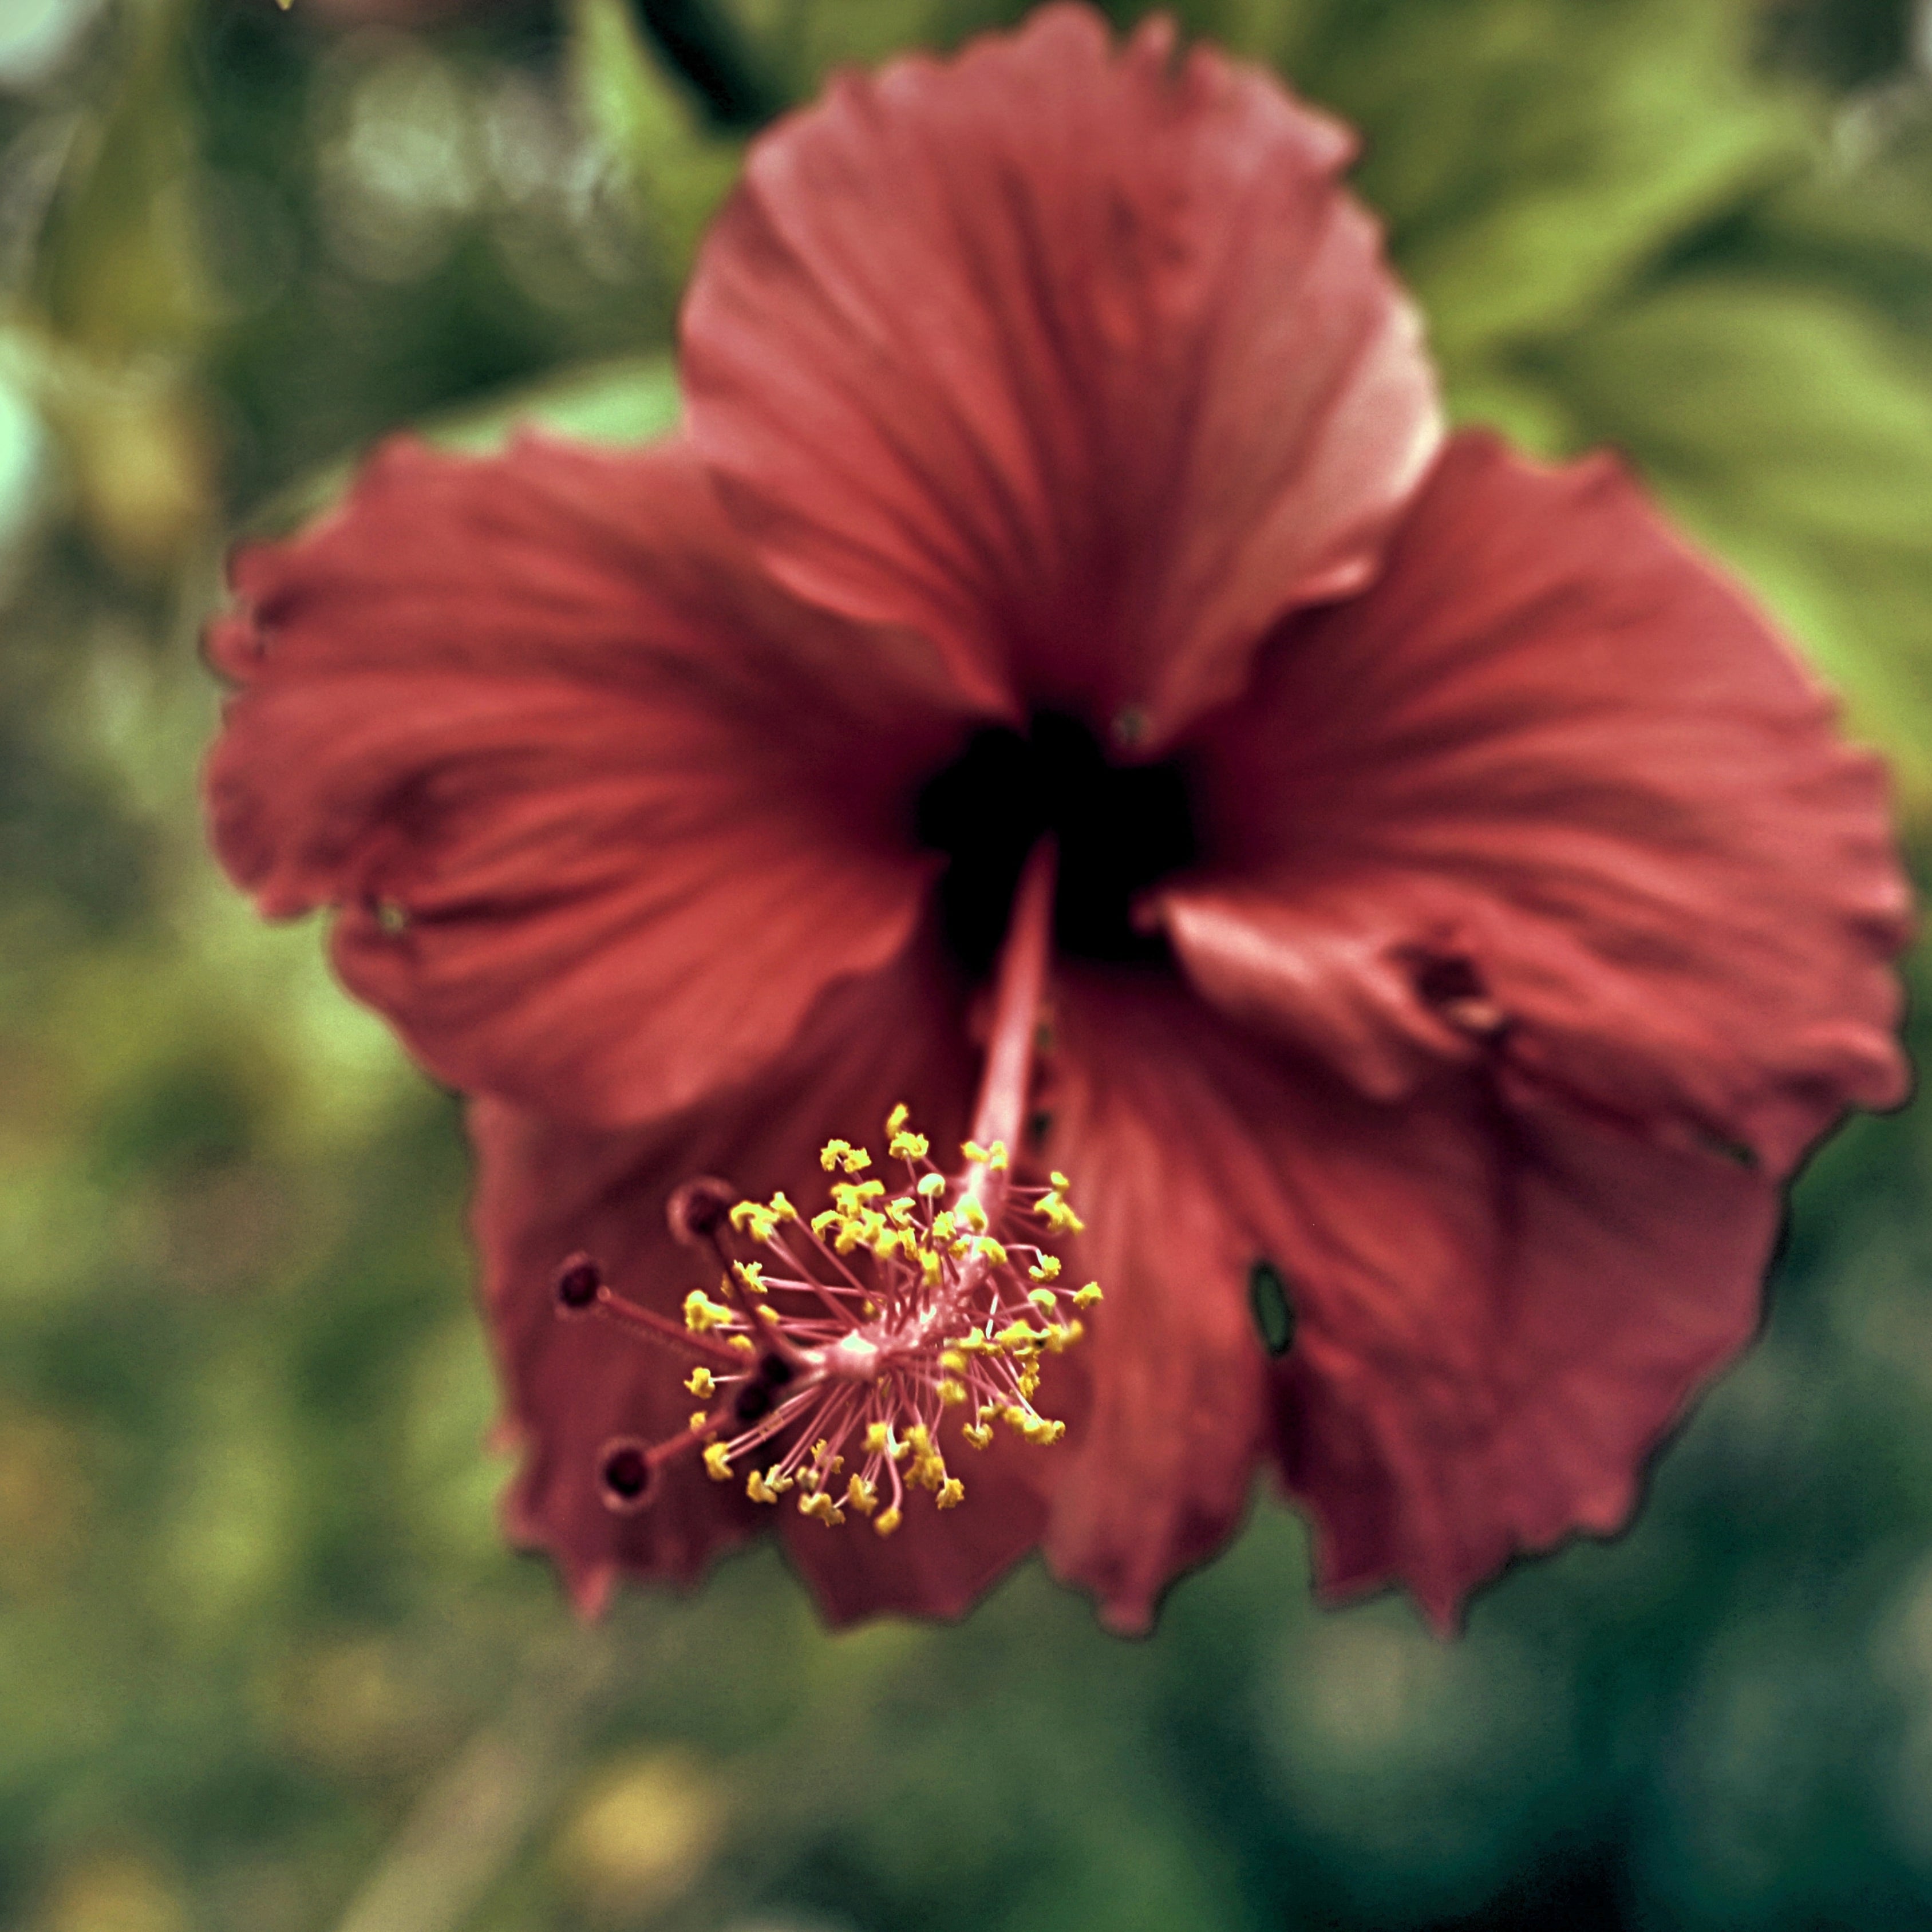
[915,711,1197,973]
[554,843,1100,1542]
[564,1118,1095,1534]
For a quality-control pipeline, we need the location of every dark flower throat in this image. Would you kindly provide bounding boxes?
[916,713,1198,973]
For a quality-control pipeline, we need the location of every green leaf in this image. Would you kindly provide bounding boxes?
[1278,0,1809,370]
[425,354,681,453]
[571,0,744,276]
[30,0,210,356]
[247,354,681,537]
[1733,124,1932,343]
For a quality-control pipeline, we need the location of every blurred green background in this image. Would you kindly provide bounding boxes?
[3,0,1932,1927]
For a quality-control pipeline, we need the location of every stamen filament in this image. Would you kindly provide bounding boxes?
[571,837,1094,1537]
[960,839,1056,1233]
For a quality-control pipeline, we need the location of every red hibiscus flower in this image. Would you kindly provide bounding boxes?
[204,4,1910,1634]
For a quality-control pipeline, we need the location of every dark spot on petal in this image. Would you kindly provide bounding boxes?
[599,1441,654,1511]
[554,1253,603,1311]
[1249,1260,1295,1357]
[1029,1109,1052,1146]
[916,712,1198,972]
[758,1353,794,1388]
[734,1382,774,1423]
[374,898,409,936]
[1412,952,1508,1037]
[1413,954,1484,1006]
[1694,1127,1760,1171]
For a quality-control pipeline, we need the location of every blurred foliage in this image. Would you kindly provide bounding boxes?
[2,1,1931,1929]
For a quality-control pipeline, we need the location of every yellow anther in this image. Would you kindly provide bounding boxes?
[995,1321,1044,1354]
[986,1141,1009,1171]
[689,1410,712,1432]
[727,1335,757,1355]
[729,1200,763,1232]
[1026,1417,1066,1445]
[733,1260,767,1294]
[936,1477,965,1509]
[1046,1320,1083,1352]
[702,1442,731,1481]
[799,1490,845,1527]
[1072,1281,1103,1309]
[960,1196,989,1234]
[999,1405,1029,1432]
[844,1475,879,1516]
[1049,1171,1071,1191]
[769,1191,799,1222]
[962,1140,990,1164]
[962,1423,993,1450]
[1018,1365,1041,1398]
[886,1103,910,1135]
[683,1289,733,1332]
[840,1146,871,1175]
[918,1172,947,1199]
[1037,1196,1085,1234]
[811,1208,841,1237]
[938,1378,967,1406]
[874,1506,903,1538]
[1029,1255,1063,1281]
[1028,1287,1057,1311]
[931,1210,957,1240]
[820,1139,851,1171]
[862,1421,897,1459]
[884,1196,915,1227]
[919,1249,942,1288]
[747,1467,791,1504]
[939,1350,968,1374]
[977,1236,1009,1267]
[684,1368,716,1398]
[889,1128,931,1161]
[905,1425,931,1456]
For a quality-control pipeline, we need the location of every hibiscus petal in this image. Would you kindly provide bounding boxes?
[474,1097,760,1616]
[469,936,1048,1625]
[1164,430,1910,1176]
[1038,975,1273,1632]
[207,432,969,1129]
[1046,975,1776,1631]
[1273,1065,1779,1632]
[682,3,1439,748]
